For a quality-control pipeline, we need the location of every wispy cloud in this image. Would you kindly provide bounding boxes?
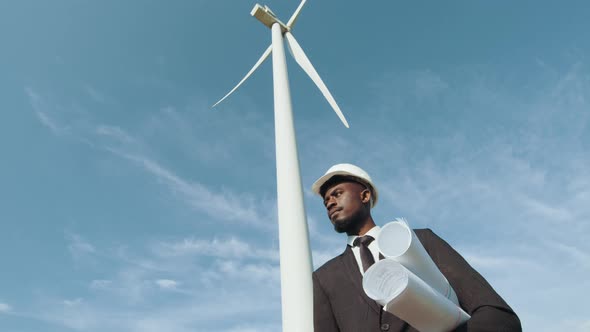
[545,240,590,269]
[35,109,65,134]
[212,259,280,284]
[84,85,108,104]
[66,232,96,259]
[26,87,68,135]
[153,236,278,261]
[220,323,282,332]
[25,87,276,230]
[461,252,541,271]
[63,298,84,307]
[22,88,283,330]
[0,302,12,314]
[90,280,112,290]
[519,194,573,222]
[155,279,178,290]
[107,148,274,228]
[412,69,449,100]
[96,125,137,144]
[24,231,283,332]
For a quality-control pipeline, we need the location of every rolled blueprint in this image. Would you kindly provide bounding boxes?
[363,259,470,332]
[377,219,459,305]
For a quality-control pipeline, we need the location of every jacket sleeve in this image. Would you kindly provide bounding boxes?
[454,305,522,332]
[313,272,340,332]
[419,229,522,332]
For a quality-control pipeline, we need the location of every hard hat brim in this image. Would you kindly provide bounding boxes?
[311,169,378,207]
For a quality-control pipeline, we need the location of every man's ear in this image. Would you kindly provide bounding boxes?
[360,189,371,205]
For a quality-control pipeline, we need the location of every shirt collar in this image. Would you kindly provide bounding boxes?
[347,225,381,247]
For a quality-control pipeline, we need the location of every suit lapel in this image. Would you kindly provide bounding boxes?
[340,246,382,314]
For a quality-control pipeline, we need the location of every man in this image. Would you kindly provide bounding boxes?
[312,163,521,332]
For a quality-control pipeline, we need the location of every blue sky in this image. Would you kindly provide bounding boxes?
[1,1,589,331]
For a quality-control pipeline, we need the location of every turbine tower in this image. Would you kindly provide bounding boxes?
[213,1,349,330]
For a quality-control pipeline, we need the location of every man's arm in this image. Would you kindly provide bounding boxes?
[455,305,522,332]
[419,229,522,332]
[313,272,340,332]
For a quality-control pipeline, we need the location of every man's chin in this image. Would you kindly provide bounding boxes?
[333,225,347,233]
[332,219,353,233]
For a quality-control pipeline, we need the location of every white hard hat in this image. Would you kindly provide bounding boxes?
[311,163,378,207]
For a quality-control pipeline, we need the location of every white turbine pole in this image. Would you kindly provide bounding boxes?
[212,2,349,330]
[270,22,314,332]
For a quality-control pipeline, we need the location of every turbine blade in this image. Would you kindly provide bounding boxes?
[284,32,349,128]
[212,44,272,108]
[286,0,307,29]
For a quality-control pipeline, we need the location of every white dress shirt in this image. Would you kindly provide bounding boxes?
[347,225,381,275]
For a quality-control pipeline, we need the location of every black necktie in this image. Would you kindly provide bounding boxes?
[353,235,376,272]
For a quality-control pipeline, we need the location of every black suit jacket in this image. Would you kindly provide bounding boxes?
[313,229,521,332]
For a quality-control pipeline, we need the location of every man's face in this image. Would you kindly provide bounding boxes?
[322,181,368,234]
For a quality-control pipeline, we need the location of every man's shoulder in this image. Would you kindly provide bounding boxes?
[413,228,434,237]
[412,228,438,248]
[313,248,347,275]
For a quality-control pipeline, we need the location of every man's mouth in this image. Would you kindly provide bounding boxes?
[329,208,342,219]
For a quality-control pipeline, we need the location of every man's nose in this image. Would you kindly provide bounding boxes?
[326,198,336,210]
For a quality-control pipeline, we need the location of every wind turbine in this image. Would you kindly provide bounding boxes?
[213,1,349,331]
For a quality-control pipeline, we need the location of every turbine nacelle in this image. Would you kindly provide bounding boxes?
[251,4,289,32]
